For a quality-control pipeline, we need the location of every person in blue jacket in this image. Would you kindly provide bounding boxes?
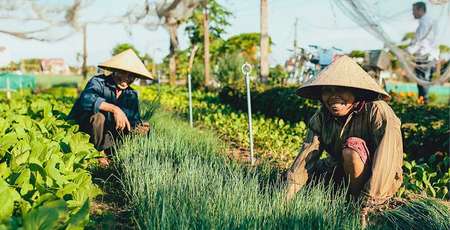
[68,49,152,166]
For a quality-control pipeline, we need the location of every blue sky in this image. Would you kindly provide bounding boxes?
[0,0,449,67]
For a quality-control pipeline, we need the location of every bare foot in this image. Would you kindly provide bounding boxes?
[98,157,110,168]
[98,151,109,168]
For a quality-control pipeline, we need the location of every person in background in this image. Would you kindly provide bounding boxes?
[286,56,403,227]
[408,1,439,104]
[68,49,151,167]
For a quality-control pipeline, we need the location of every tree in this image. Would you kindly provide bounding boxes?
[141,53,155,73]
[0,0,133,81]
[215,52,246,86]
[402,32,416,42]
[154,0,205,85]
[203,1,211,86]
[269,64,288,86]
[0,0,87,41]
[349,50,366,58]
[439,44,450,54]
[220,33,272,65]
[112,43,141,56]
[185,0,231,87]
[185,0,231,44]
[260,0,269,83]
[82,24,88,80]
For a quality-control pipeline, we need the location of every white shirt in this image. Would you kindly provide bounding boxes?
[407,14,439,60]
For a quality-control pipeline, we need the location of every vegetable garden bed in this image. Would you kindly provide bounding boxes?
[1,85,448,229]
[0,95,101,229]
[113,102,449,229]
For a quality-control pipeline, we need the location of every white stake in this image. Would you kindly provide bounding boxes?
[242,63,255,165]
[188,73,193,128]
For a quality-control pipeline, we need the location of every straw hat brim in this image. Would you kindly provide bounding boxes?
[297,84,390,101]
[98,65,152,80]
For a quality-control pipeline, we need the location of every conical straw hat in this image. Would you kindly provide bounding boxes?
[297,55,390,101]
[98,49,153,80]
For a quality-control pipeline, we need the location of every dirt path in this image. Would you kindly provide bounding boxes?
[87,166,134,230]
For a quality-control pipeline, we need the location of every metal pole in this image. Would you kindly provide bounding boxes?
[187,73,193,128]
[242,63,255,165]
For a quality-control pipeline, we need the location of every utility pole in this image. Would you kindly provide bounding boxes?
[293,18,300,82]
[260,0,269,83]
[294,18,299,53]
[203,0,211,87]
[82,24,88,81]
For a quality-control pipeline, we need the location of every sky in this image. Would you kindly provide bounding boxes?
[0,0,449,67]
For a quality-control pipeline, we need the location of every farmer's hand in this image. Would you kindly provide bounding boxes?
[98,157,110,168]
[133,122,150,135]
[113,107,131,131]
[97,150,110,168]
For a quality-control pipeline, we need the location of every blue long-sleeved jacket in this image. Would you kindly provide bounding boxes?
[68,75,141,128]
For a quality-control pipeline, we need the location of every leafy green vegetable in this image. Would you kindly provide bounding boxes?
[0,95,101,228]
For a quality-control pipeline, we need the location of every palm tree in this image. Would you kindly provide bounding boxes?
[260,0,269,83]
[203,0,211,86]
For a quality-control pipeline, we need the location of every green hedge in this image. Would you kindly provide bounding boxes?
[219,86,320,123]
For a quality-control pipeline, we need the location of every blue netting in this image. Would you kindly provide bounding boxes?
[0,72,36,90]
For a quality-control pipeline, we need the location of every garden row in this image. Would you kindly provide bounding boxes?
[0,94,101,229]
[138,86,308,169]
[137,85,449,199]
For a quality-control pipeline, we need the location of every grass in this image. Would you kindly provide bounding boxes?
[371,199,450,230]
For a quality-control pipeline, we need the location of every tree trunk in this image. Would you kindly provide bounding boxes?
[168,23,179,86]
[82,24,88,81]
[260,0,269,83]
[203,2,211,87]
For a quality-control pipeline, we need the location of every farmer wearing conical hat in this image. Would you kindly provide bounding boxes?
[286,55,403,224]
[68,49,152,166]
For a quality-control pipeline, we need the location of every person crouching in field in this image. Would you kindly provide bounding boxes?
[68,49,151,167]
[286,56,403,226]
